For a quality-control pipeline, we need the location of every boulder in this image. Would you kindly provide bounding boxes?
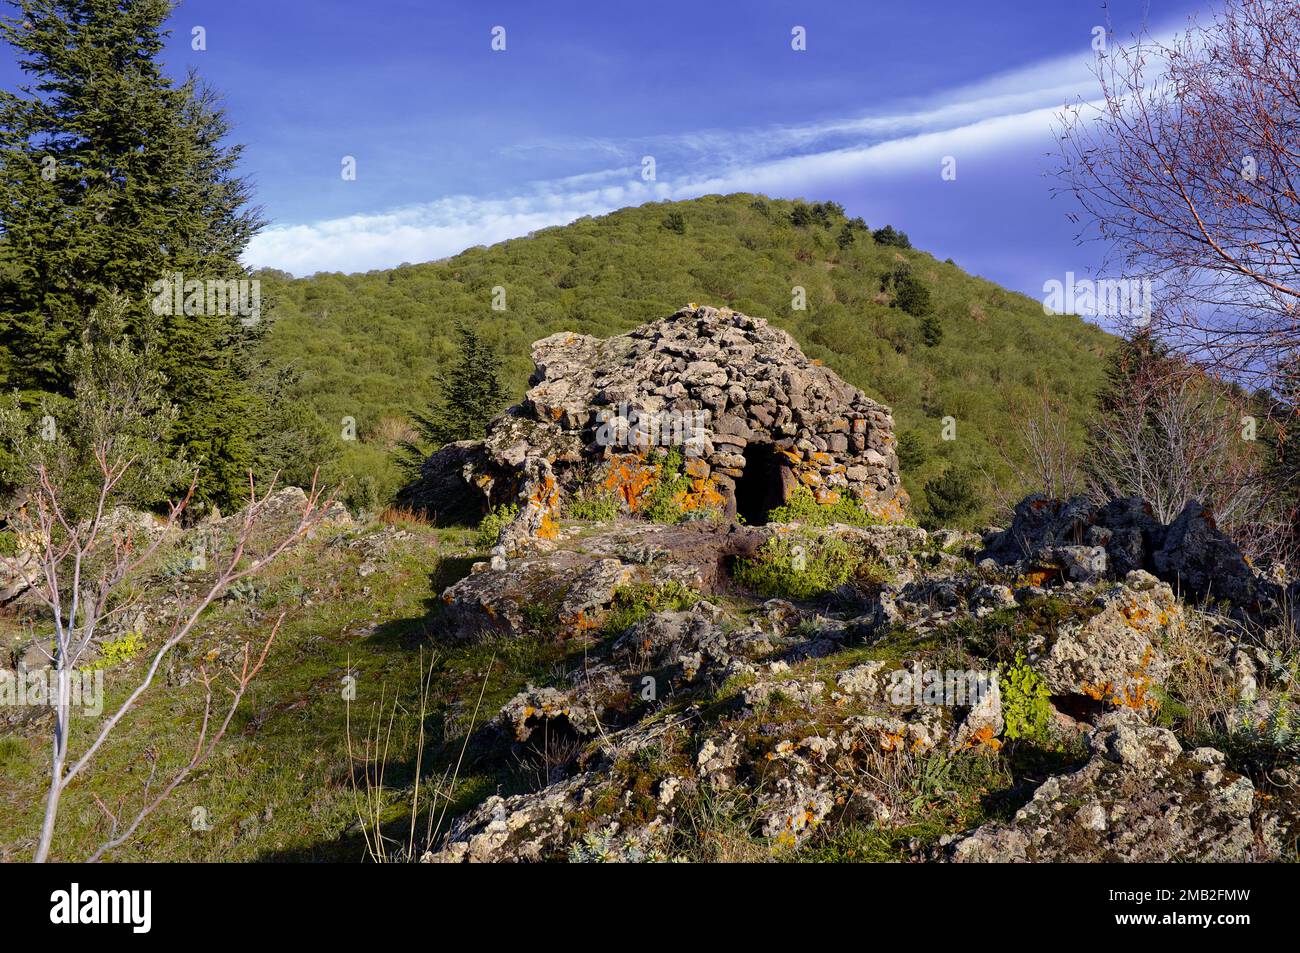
[944,711,1259,862]
[1154,500,1259,607]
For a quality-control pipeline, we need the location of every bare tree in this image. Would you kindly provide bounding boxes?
[1084,334,1269,553]
[1056,0,1300,384]
[985,386,1084,513]
[12,454,326,862]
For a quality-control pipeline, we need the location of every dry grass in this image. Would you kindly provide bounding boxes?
[1162,607,1240,740]
[378,505,434,527]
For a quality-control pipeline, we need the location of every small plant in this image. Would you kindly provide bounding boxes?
[0,735,28,770]
[566,490,620,523]
[0,528,17,557]
[999,652,1054,744]
[569,825,673,862]
[732,534,862,600]
[224,578,262,605]
[90,629,146,670]
[474,502,519,549]
[603,581,700,635]
[642,449,688,524]
[159,548,194,579]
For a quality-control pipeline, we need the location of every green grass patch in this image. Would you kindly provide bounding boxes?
[732,533,862,600]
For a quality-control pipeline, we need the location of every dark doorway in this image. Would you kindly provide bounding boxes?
[734,442,786,524]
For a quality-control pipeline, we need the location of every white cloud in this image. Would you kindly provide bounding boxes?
[246,46,1111,275]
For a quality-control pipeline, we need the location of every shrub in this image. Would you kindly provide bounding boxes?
[766,486,886,528]
[732,534,862,599]
[894,276,934,317]
[642,449,688,524]
[91,630,146,671]
[566,490,620,522]
[920,313,943,346]
[872,224,911,248]
[603,581,701,635]
[923,467,980,527]
[662,211,686,234]
[474,502,519,549]
[0,529,17,557]
[895,431,929,473]
[638,449,724,525]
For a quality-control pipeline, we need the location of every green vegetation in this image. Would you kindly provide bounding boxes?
[602,581,701,636]
[256,193,1114,527]
[0,0,295,510]
[565,489,621,522]
[0,294,188,521]
[474,502,519,549]
[922,466,981,528]
[766,485,897,528]
[90,630,146,671]
[0,521,493,861]
[732,533,863,599]
[397,322,508,476]
[999,653,1055,744]
[640,449,723,524]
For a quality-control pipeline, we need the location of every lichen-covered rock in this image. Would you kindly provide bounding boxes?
[943,711,1259,862]
[439,520,772,641]
[499,686,600,743]
[1036,572,1180,704]
[980,494,1270,611]
[439,547,630,641]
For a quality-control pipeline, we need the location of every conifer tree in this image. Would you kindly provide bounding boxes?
[398,323,508,474]
[0,0,265,508]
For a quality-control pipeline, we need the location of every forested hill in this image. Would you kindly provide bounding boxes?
[256,193,1114,522]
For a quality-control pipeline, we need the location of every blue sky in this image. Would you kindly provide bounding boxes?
[5,0,1210,298]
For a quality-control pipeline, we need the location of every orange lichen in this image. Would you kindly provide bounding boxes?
[813,487,840,505]
[676,476,725,512]
[963,725,1003,752]
[1016,569,1061,588]
[527,473,562,539]
[863,487,910,524]
[601,453,657,511]
[1081,647,1160,713]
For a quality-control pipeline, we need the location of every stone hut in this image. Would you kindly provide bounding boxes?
[400,305,907,542]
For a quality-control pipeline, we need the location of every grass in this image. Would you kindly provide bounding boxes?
[0,521,531,862]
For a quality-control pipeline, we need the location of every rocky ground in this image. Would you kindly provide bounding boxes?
[426,494,1300,862]
[2,490,1298,862]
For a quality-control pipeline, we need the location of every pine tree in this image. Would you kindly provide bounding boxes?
[0,0,266,509]
[397,324,508,474]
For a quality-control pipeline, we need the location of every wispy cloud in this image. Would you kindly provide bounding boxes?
[246,47,1107,275]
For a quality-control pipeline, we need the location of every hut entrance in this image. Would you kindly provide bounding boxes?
[734,442,787,525]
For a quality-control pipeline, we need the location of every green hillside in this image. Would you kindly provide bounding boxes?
[257,193,1115,523]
